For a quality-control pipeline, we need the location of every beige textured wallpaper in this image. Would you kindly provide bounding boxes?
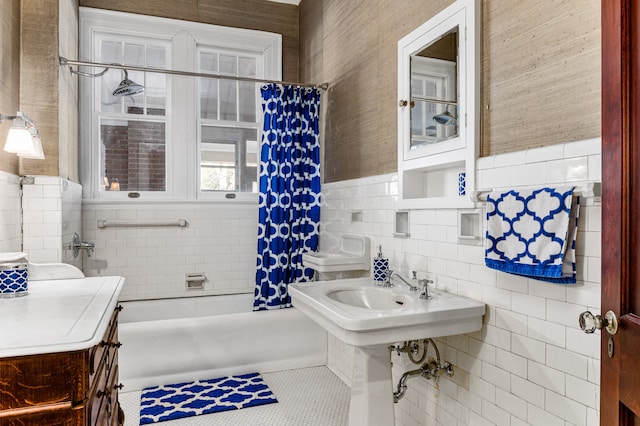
[0,1,21,175]
[301,0,601,183]
[20,0,62,177]
[482,1,600,156]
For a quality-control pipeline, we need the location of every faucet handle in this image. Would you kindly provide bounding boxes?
[418,278,433,300]
[381,269,394,287]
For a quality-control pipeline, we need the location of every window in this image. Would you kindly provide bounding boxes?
[96,36,169,193]
[79,8,281,201]
[198,49,259,193]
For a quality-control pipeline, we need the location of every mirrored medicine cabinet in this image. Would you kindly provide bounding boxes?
[397,0,479,209]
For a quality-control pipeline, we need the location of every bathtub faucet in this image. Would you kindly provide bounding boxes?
[66,232,95,258]
[385,270,418,292]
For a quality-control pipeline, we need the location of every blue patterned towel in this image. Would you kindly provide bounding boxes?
[485,186,580,284]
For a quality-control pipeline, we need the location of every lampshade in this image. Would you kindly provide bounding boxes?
[3,117,45,160]
[4,127,35,154]
[18,130,45,160]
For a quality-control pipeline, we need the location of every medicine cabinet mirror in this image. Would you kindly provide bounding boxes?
[397,0,479,209]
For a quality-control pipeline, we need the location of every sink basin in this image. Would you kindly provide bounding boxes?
[289,277,485,426]
[326,287,412,310]
[289,277,485,347]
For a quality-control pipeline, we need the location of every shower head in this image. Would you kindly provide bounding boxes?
[112,70,145,97]
[433,111,457,126]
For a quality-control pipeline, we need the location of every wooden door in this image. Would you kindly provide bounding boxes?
[601,0,640,424]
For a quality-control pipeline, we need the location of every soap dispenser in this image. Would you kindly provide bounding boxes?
[373,245,389,284]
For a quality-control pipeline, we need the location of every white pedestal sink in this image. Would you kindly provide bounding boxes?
[289,277,485,426]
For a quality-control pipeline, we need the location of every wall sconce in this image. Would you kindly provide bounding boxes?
[109,178,120,191]
[0,111,45,160]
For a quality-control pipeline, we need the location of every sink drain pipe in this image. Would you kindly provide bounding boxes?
[391,339,454,403]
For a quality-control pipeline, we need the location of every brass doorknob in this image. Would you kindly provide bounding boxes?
[579,310,618,335]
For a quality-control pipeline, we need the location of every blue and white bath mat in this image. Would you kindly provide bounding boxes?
[139,372,278,424]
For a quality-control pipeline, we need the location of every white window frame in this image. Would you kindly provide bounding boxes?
[79,8,282,202]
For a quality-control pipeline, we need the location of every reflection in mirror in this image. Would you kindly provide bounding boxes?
[410,28,458,149]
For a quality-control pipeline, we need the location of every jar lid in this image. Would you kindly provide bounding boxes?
[0,252,28,263]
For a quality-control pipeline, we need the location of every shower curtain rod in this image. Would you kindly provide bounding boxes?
[59,56,329,90]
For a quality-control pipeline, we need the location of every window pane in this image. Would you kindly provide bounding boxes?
[219,80,237,121]
[238,81,256,122]
[201,142,236,191]
[200,126,257,192]
[246,139,258,192]
[146,45,166,68]
[201,79,219,119]
[219,54,238,120]
[100,41,123,113]
[219,55,237,74]
[122,69,145,115]
[200,52,219,119]
[122,44,145,114]
[99,41,168,116]
[146,45,167,115]
[124,43,145,66]
[101,118,166,192]
[200,52,218,73]
[238,57,256,77]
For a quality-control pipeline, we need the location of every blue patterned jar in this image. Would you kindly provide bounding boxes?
[458,172,466,196]
[373,245,389,284]
[0,262,28,298]
[373,258,389,283]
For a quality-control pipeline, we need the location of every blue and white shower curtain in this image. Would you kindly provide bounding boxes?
[253,84,321,311]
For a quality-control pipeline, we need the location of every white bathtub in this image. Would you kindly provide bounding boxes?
[118,294,328,391]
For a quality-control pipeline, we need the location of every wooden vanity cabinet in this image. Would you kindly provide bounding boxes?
[0,305,124,425]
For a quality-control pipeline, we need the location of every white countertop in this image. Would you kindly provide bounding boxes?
[0,276,125,358]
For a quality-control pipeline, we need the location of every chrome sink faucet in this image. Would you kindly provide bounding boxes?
[386,270,419,292]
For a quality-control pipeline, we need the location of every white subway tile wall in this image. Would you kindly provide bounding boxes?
[21,176,83,266]
[0,174,82,266]
[82,203,258,300]
[61,179,83,269]
[0,171,21,252]
[320,139,601,426]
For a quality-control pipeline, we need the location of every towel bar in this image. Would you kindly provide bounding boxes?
[475,182,601,202]
[97,219,188,229]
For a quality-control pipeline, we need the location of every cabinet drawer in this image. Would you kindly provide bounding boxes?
[0,351,85,412]
[0,407,79,426]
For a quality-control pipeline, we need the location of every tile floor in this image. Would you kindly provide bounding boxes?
[119,366,350,426]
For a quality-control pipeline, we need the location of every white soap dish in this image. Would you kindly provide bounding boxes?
[303,235,371,273]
